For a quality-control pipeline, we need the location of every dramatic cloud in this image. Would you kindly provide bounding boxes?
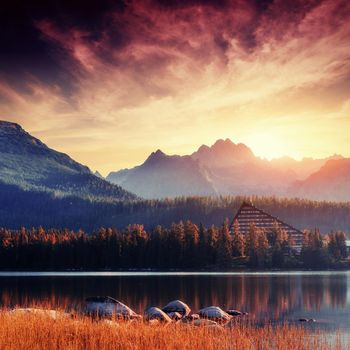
[1,0,350,173]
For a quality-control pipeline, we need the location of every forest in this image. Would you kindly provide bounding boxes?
[0,222,347,270]
[1,181,350,234]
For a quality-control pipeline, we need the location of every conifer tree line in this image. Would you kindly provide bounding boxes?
[0,222,347,270]
[1,186,350,233]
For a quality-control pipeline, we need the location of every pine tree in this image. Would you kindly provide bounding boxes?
[301,229,329,268]
[232,220,245,257]
[217,220,233,268]
[328,231,347,261]
[246,223,258,266]
[198,223,207,266]
[269,222,290,267]
[207,225,219,265]
[184,221,199,267]
[256,228,269,268]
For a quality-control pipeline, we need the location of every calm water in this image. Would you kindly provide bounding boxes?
[1,271,350,332]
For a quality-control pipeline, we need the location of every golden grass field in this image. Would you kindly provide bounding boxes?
[0,308,345,350]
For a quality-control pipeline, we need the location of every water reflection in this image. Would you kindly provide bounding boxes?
[0,273,349,328]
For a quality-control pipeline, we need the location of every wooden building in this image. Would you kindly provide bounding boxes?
[230,202,303,253]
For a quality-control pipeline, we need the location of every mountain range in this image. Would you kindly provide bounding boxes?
[106,138,347,201]
[0,120,349,205]
[0,121,135,202]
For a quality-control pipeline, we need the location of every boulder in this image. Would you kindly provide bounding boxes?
[168,312,182,321]
[187,314,200,321]
[181,314,200,323]
[85,296,141,319]
[198,306,231,322]
[162,300,191,317]
[299,318,316,323]
[226,309,242,316]
[144,307,172,322]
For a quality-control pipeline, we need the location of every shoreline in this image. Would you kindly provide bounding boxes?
[1,269,350,277]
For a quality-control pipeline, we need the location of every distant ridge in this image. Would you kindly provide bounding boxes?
[291,158,350,201]
[107,148,216,198]
[106,138,347,200]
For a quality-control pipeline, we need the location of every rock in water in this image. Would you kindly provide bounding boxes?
[226,309,242,316]
[198,306,231,322]
[181,314,200,323]
[144,307,172,322]
[167,312,182,321]
[85,296,141,319]
[187,314,200,321]
[162,300,191,317]
[298,318,316,323]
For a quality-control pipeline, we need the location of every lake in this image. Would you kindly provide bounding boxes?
[1,271,350,333]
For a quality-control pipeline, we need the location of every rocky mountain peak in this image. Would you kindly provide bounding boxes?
[145,149,168,164]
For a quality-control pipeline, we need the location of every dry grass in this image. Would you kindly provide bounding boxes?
[0,309,345,350]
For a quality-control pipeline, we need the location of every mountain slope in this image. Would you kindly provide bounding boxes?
[107,150,216,198]
[0,121,135,201]
[94,171,104,179]
[290,158,350,201]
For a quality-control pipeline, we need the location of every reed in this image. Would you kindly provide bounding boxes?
[0,308,344,350]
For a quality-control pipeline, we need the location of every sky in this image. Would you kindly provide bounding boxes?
[0,0,350,175]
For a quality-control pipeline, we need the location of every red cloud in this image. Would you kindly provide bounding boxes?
[35,0,350,83]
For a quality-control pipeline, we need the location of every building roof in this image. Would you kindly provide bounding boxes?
[230,201,304,250]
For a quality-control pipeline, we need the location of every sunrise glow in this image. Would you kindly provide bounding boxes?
[1,0,350,174]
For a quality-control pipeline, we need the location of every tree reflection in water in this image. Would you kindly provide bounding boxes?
[0,273,348,327]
